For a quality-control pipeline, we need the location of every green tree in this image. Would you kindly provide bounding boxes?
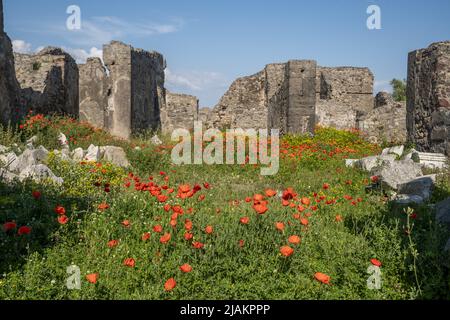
[390,78,407,102]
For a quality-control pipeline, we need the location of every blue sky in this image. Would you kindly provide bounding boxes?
[4,0,450,107]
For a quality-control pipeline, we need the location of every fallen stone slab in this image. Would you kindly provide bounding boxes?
[71,148,85,162]
[381,145,404,157]
[357,154,397,172]
[371,159,423,190]
[84,144,103,162]
[394,194,425,205]
[345,159,359,168]
[0,168,19,184]
[411,151,448,170]
[102,146,130,168]
[397,174,437,202]
[9,146,49,173]
[0,151,17,169]
[19,164,63,185]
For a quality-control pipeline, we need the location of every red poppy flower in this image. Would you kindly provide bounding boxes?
[265,189,277,197]
[280,245,294,257]
[160,233,171,244]
[122,220,131,227]
[164,278,176,291]
[123,258,135,268]
[142,232,151,241]
[253,204,268,215]
[18,226,32,235]
[32,191,41,200]
[198,194,206,201]
[371,175,379,183]
[240,217,250,225]
[170,219,177,227]
[58,215,69,225]
[54,205,66,215]
[275,222,285,232]
[180,263,192,273]
[288,235,301,245]
[301,197,311,206]
[205,226,213,234]
[3,221,17,232]
[107,239,119,248]
[86,273,99,284]
[370,258,382,267]
[335,215,343,222]
[153,225,163,233]
[184,220,193,231]
[238,239,245,248]
[184,232,193,241]
[98,203,110,211]
[179,184,191,193]
[314,272,331,284]
[323,183,330,190]
[163,204,171,212]
[300,218,309,226]
[192,241,204,249]
[203,182,210,189]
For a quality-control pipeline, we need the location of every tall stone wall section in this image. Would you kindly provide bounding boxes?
[407,41,450,155]
[14,47,79,117]
[79,41,166,139]
[162,91,198,133]
[0,0,20,125]
[315,67,374,129]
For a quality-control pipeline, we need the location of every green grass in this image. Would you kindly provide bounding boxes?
[0,115,449,300]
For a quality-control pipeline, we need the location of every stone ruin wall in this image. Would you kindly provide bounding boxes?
[407,41,450,155]
[209,60,317,134]
[0,0,20,125]
[162,91,199,133]
[14,47,79,117]
[315,67,374,130]
[80,41,166,139]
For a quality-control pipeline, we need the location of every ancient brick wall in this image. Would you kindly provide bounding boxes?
[162,91,198,133]
[79,41,166,139]
[0,0,20,125]
[358,92,407,144]
[79,57,108,128]
[14,47,79,117]
[407,41,450,155]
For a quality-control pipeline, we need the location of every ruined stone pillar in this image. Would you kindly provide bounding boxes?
[407,41,450,155]
[286,60,317,134]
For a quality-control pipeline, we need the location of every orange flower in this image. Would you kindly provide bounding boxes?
[160,233,171,244]
[253,204,268,215]
[240,217,250,225]
[107,239,119,248]
[300,218,309,226]
[179,184,191,193]
[265,189,277,197]
[142,232,151,241]
[192,241,204,249]
[184,220,193,231]
[280,245,294,257]
[153,225,163,233]
[98,203,110,211]
[184,232,193,241]
[122,220,130,227]
[314,272,331,284]
[335,215,343,222]
[123,258,135,268]
[301,197,311,206]
[323,183,330,190]
[58,215,69,225]
[164,278,177,291]
[288,235,301,245]
[275,222,285,232]
[370,258,382,267]
[180,263,193,273]
[205,226,213,234]
[86,273,99,284]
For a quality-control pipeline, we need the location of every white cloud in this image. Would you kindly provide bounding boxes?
[165,68,227,92]
[12,40,32,54]
[64,47,103,64]
[374,80,393,94]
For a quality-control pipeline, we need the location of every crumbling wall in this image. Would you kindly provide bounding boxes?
[162,91,198,133]
[407,41,450,155]
[209,60,317,134]
[79,57,108,128]
[14,47,79,117]
[79,41,166,139]
[315,67,374,129]
[0,0,20,125]
[358,92,407,144]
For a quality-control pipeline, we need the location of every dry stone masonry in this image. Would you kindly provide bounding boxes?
[161,91,199,133]
[79,41,166,139]
[0,0,20,125]
[407,41,450,156]
[14,47,79,117]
